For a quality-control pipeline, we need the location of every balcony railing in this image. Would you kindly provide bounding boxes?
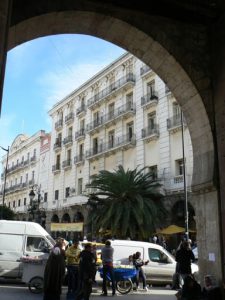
[30,156,37,163]
[55,119,63,130]
[65,112,74,123]
[54,138,62,151]
[76,104,86,116]
[62,159,72,169]
[142,125,159,140]
[75,128,85,140]
[86,134,136,159]
[74,154,85,164]
[141,92,159,107]
[86,103,135,133]
[167,114,186,131]
[63,135,73,146]
[52,164,61,173]
[140,65,151,76]
[87,73,135,108]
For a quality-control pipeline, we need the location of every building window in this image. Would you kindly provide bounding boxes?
[44,193,48,202]
[18,199,21,207]
[148,165,158,180]
[65,187,70,198]
[126,93,133,109]
[78,178,83,195]
[148,112,156,129]
[108,130,115,148]
[173,102,181,117]
[26,173,28,183]
[176,159,184,176]
[55,190,59,200]
[147,81,155,96]
[127,122,134,141]
[13,201,15,208]
[24,198,26,206]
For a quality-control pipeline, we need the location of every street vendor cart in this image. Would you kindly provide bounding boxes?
[21,255,48,294]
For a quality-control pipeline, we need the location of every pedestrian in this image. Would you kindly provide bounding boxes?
[76,243,96,300]
[101,240,116,296]
[65,240,73,251]
[43,247,65,300]
[65,239,81,296]
[175,240,195,286]
[175,274,202,300]
[133,251,149,291]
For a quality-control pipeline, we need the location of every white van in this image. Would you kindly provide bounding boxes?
[0,220,55,279]
[111,239,199,285]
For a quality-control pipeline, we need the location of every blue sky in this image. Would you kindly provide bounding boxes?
[0,34,125,159]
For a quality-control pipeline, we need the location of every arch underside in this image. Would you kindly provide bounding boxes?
[8,11,215,190]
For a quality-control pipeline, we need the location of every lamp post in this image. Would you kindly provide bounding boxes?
[0,146,9,219]
[28,185,46,228]
[181,111,189,240]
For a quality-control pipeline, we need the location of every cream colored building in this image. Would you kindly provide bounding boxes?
[47,52,194,238]
[0,52,194,239]
[0,130,51,224]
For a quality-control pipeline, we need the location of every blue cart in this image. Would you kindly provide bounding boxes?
[98,267,136,294]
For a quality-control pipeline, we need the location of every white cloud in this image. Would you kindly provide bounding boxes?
[39,61,107,112]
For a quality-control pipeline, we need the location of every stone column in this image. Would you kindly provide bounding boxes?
[0,0,12,112]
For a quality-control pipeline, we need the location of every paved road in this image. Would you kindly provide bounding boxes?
[0,282,177,300]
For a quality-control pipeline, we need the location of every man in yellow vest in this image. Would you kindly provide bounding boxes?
[65,239,81,296]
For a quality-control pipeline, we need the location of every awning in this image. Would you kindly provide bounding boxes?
[156,225,196,235]
[50,222,83,232]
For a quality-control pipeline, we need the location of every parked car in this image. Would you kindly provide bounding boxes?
[110,239,199,286]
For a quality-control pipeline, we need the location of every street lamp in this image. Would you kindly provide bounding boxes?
[28,185,46,228]
[181,111,189,240]
[0,145,9,219]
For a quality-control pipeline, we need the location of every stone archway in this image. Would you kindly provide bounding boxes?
[5,11,222,283]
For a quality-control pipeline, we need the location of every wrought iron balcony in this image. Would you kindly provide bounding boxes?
[65,112,74,124]
[142,125,159,142]
[167,114,186,132]
[140,65,152,76]
[62,159,72,169]
[141,92,159,108]
[52,164,61,173]
[74,154,85,165]
[30,155,37,163]
[76,104,86,116]
[75,128,86,140]
[86,103,135,134]
[87,73,135,109]
[54,138,62,151]
[86,134,136,160]
[63,135,73,146]
[55,119,63,130]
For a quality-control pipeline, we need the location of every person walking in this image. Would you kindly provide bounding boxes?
[65,239,81,296]
[43,247,65,300]
[133,251,149,291]
[175,240,195,286]
[101,240,116,296]
[76,243,96,300]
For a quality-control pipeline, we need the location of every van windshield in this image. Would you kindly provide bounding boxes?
[46,235,56,247]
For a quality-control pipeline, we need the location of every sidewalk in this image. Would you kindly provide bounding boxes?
[61,286,177,300]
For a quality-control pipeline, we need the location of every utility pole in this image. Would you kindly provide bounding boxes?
[181,112,189,240]
[0,145,9,219]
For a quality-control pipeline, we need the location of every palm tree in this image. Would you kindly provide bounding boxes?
[86,165,166,240]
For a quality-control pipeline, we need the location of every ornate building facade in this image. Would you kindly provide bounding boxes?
[0,53,195,240]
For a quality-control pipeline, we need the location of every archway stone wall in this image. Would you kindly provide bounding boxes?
[6,10,222,283]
